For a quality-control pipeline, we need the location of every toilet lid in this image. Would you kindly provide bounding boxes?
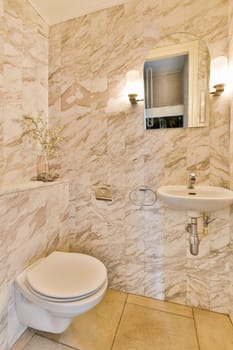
[25,251,107,300]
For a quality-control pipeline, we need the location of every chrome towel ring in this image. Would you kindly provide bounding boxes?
[129,186,157,206]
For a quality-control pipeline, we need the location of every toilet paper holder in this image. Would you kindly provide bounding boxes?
[95,185,112,201]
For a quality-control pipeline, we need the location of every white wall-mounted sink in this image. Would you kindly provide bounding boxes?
[157,185,233,213]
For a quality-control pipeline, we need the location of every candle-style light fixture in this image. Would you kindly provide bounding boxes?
[126,70,144,105]
[210,56,228,96]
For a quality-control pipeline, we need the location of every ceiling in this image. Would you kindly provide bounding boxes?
[29,0,126,25]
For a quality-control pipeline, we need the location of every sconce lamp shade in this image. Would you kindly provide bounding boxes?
[210,56,228,95]
[126,70,144,105]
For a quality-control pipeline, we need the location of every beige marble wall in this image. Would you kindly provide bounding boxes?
[0,181,69,349]
[49,0,232,314]
[1,0,49,186]
[0,1,71,349]
[228,0,233,323]
[0,0,231,346]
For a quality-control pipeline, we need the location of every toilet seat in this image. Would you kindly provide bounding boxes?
[25,251,107,302]
[26,279,107,303]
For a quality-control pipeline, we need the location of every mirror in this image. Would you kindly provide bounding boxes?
[143,33,210,129]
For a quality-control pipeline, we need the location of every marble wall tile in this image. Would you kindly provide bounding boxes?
[7,287,26,347]
[184,0,227,38]
[209,277,230,313]
[186,273,210,309]
[0,0,232,346]
[0,198,7,287]
[144,133,166,188]
[3,9,24,183]
[0,9,3,182]
[0,0,3,16]
[68,183,92,239]
[163,129,187,184]
[0,181,69,348]
[229,0,233,323]
[144,207,165,262]
[164,269,186,304]
[209,210,230,253]
[209,97,230,188]
[186,127,210,182]
[142,1,161,53]
[48,0,232,320]
[209,248,230,314]
[124,262,145,295]
[144,261,165,300]
[49,25,61,120]
[0,285,9,350]
[159,0,185,34]
[107,261,126,291]
[1,0,49,185]
[229,277,233,323]
[107,112,125,154]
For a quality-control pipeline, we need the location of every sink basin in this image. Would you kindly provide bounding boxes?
[157,185,233,213]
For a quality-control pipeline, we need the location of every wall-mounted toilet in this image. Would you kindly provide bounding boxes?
[15,251,108,333]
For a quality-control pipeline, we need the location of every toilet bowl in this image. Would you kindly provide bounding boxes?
[15,251,108,333]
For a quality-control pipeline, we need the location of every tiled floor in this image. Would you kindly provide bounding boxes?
[12,289,233,350]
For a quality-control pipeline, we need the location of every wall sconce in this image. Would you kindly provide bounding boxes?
[210,56,228,96]
[126,70,144,105]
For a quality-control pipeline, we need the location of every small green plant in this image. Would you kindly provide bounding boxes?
[22,115,63,182]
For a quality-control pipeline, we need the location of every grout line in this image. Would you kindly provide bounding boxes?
[21,334,35,350]
[35,334,79,350]
[110,293,129,350]
[228,314,233,327]
[11,331,35,350]
[192,308,201,350]
[126,300,193,320]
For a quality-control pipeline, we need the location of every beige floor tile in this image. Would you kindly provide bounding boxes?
[193,308,233,350]
[23,335,72,350]
[128,294,193,318]
[112,303,199,350]
[10,329,35,350]
[43,289,127,350]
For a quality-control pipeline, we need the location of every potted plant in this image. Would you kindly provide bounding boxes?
[22,115,63,182]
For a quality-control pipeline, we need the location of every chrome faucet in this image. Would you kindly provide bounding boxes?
[188,172,196,189]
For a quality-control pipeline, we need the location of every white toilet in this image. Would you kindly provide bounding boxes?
[15,251,108,333]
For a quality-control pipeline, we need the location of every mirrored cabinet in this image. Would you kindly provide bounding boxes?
[143,33,210,130]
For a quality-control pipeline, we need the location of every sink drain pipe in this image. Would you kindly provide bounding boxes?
[186,213,215,256]
[186,217,199,256]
